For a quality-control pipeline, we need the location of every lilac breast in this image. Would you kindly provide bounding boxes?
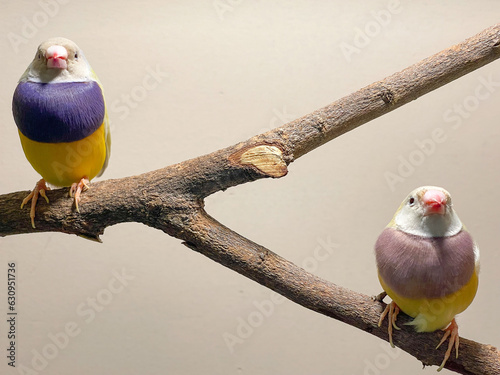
[13,81,105,143]
[375,228,475,299]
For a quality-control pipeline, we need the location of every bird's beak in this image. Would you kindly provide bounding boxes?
[422,189,447,216]
[46,45,68,69]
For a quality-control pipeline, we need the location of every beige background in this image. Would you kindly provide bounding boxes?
[1,1,499,374]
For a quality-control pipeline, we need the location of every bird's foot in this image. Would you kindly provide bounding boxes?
[69,177,89,213]
[21,179,50,229]
[378,300,400,348]
[436,318,459,372]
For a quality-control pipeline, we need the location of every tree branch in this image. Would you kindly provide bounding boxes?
[1,24,499,374]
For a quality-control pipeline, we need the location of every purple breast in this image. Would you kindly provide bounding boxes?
[375,228,475,299]
[13,81,105,143]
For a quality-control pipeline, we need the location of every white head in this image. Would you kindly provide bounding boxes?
[20,37,93,83]
[392,186,463,237]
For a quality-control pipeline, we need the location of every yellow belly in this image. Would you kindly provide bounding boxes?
[19,124,107,187]
[379,270,478,332]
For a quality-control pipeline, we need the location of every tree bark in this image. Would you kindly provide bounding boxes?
[1,23,499,374]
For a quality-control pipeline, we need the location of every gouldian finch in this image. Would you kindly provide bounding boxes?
[375,186,479,371]
[12,37,110,228]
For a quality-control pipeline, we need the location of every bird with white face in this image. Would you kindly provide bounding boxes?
[13,37,110,228]
[375,186,479,371]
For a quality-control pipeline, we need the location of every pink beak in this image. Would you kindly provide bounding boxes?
[422,189,447,216]
[46,45,68,69]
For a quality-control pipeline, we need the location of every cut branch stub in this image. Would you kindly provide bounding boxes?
[230,144,288,178]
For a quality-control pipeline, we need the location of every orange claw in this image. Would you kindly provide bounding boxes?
[69,177,89,213]
[436,318,460,371]
[378,300,400,348]
[21,179,50,228]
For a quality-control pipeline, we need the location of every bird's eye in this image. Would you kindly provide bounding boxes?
[74,53,78,59]
[37,53,41,59]
[408,197,415,206]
